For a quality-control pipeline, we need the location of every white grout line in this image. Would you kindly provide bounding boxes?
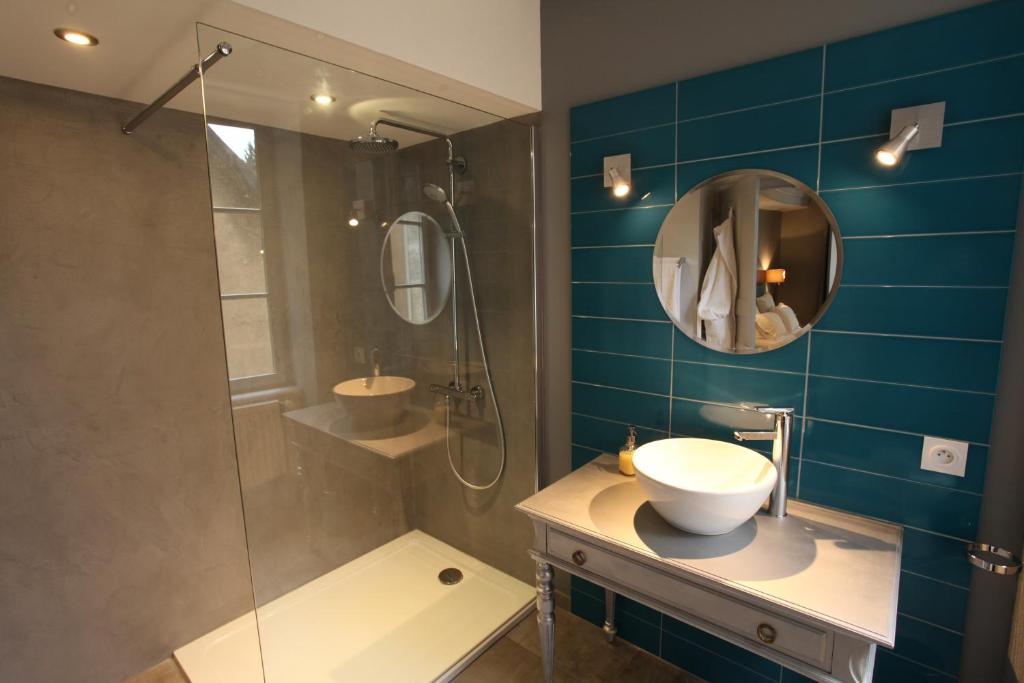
[881,651,958,679]
[820,112,1024,147]
[808,373,997,396]
[813,329,1003,344]
[570,121,676,145]
[676,93,821,124]
[571,411,669,434]
[571,281,654,285]
[842,229,1016,240]
[800,457,983,496]
[571,314,672,324]
[797,331,813,498]
[673,359,805,376]
[840,284,1010,289]
[569,52,1024,152]
[677,141,818,166]
[571,203,674,216]
[896,612,965,636]
[819,170,1024,194]
[816,45,827,192]
[667,325,676,436]
[802,416,990,447]
[898,522,975,544]
[823,50,1024,95]
[571,243,656,250]
[901,568,970,592]
[571,160,676,180]
[572,347,671,362]
[945,111,1024,127]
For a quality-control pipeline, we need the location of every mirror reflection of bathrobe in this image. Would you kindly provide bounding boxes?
[698,212,737,350]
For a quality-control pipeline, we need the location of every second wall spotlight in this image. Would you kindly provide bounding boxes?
[604,153,632,198]
[875,102,945,167]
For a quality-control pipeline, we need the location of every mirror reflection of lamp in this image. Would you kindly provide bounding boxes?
[349,199,366,228]
[757,268,786,284]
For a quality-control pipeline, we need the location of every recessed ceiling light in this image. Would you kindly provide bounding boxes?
[54,28,98,46]
[310,93,336,106]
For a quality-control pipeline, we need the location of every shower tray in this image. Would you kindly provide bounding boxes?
[175,530,534,682]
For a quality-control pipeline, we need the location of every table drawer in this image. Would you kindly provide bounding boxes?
[550,529,833,671]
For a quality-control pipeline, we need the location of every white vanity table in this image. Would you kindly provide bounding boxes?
[516,455,902,683]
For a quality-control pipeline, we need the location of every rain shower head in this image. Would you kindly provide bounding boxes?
[422,183,448,204]
[349,125,398,153]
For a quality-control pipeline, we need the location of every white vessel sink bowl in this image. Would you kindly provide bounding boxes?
[333,376,415,430]
[633,438,777,535]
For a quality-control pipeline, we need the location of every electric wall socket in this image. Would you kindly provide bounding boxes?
[920,436,969,477]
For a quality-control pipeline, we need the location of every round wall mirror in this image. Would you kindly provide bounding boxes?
[381,211,452,324]
[654,170,842,354]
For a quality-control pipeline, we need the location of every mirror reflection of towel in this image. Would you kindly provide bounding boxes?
[654,256,685,321]
[698,212,737,349]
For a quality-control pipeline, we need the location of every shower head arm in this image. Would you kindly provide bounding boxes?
[373,118,458,165]
[373,118,450,142]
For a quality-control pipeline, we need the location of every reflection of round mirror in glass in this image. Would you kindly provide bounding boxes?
[654,170,842,354]
[380,211,453,325]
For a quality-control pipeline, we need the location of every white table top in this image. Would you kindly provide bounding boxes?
[517,455,902,646]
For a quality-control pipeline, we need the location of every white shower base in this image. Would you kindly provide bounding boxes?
[175,530,534,683]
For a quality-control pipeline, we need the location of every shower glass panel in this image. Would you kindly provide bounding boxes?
[174,25,538,683]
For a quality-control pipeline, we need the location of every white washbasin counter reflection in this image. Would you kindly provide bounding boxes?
[633,438,777,535]
[333,375,415,430]
[517,454,902,683]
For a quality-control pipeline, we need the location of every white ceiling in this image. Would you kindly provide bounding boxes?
[0,0,510,144]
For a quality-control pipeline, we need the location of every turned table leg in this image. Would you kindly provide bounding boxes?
[602,589,617,643]
[536,561,555,683]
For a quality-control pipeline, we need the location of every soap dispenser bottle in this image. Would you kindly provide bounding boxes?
[619,425,638,476]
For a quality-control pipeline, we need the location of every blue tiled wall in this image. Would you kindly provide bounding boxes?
[567,2,1024,681]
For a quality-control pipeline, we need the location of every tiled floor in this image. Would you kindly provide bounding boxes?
[456,608,702,683]
[127,608,700,683]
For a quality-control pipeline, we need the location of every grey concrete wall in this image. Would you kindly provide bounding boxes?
[536,0,989,486]
[0,77,255,682]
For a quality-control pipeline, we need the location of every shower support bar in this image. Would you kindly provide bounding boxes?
[121,42,232,135]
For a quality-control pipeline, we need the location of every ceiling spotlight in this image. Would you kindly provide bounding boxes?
[310,93,336,106]
[603,154,632,199]
[874,102,945,168]
[348,216,360,227]
[54,28,98,46]
[875,124,919,167]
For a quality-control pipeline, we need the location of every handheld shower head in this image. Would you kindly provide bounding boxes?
[422,183,463,238]
[422,183,448,203]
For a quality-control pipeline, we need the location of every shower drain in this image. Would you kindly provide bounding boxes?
[438,567,463,585]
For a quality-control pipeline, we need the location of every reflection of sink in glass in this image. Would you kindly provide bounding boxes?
[633,438,776,536]
[332,376,415,430]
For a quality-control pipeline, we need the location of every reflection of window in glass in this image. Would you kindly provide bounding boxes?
[390,217,428,323]
[207,124,275,380]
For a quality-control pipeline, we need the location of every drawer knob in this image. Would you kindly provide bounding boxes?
[572,550,587,566]
[756,623,777,644]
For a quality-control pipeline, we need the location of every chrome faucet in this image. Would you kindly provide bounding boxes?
[734,406,794,518]
[364,348,382,388]
[370,348,381,377]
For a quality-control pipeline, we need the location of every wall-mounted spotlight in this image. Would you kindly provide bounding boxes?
[604,153,632,198]
[874,102,945,167]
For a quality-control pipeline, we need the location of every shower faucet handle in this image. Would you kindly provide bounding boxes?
[430,383,484,402]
